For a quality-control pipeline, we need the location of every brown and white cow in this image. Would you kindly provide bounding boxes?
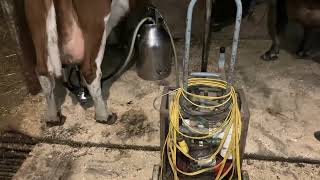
[24,0,143,125]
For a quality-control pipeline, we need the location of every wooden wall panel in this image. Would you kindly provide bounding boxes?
[0,0,41,95]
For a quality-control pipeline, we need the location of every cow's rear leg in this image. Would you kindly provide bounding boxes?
[261,0,281,61]
[38,75,65,126]
[25,0,64,126]
[76,0,129,124]
[85,68,117,124]
[296,28,312,58]
[80,16,117,125]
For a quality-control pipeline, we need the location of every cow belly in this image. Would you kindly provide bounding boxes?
[287,1,320,28]
[303,9,320,27]
[289,7,320,28]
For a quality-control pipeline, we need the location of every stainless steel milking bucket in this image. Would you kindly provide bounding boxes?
[135,14,172,81]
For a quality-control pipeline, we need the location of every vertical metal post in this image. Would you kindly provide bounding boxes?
[183,0,198,90]
[201,0,213,72]
[1,0,41,95]
[228,0,242,85]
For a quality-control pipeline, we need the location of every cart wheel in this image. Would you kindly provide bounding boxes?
[242,170,250,180]
[152,164,161,180]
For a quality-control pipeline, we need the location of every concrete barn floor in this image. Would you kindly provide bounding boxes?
[13,144,320,180]
[5,40,320,158]
[2,39,320,179]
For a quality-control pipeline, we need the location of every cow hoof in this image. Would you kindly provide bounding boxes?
[261,51,279,61]
[46,112,66,127]
[96,113,117,125]
[314,131,320,142]
[296,50,309,58]
[297,51,305,57]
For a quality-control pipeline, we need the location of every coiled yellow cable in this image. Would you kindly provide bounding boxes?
[160,78,242,180]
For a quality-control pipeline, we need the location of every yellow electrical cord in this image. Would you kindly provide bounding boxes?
[160,78,242,180]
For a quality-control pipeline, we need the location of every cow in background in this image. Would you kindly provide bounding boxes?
[261,0,320,61]
[24,0,146,126]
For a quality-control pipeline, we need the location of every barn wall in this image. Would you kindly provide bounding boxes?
[151,0,269,40]
[151,0,206,39]
[0,0,41,95]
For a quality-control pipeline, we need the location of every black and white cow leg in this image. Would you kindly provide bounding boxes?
[38,75,66,126]
[261,0,281,61]
[296,28,312,58]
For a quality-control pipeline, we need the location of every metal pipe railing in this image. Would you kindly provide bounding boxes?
[183,0,243,89]
[228,0,243,85]
[183,0,198,90]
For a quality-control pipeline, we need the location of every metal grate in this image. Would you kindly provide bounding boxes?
[0,132,35,180]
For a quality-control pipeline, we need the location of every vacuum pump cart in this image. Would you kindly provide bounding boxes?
[152,0,251,179]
